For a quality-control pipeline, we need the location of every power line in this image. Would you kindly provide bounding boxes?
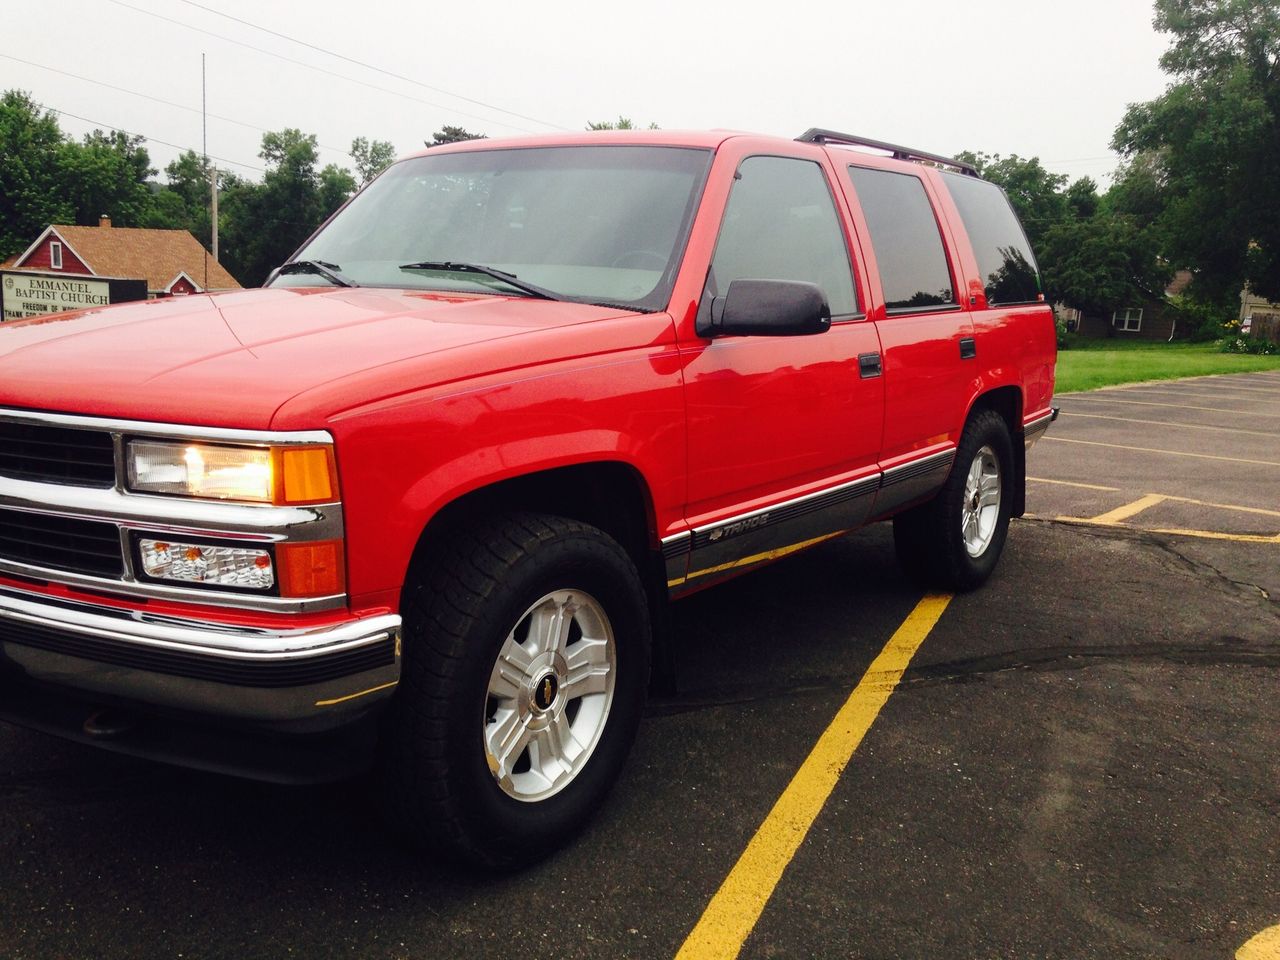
[0,53,349,158]
[171,0,568,132]
[102,0,546,136]
[1044,156,1126,166]
[37,101,266,173]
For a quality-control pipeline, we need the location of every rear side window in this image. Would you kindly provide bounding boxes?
[941,172,1042,306]
[710,156,858,317]
[845,166,954,313]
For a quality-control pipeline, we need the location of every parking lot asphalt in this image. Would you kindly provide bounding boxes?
[1,372,1277,960]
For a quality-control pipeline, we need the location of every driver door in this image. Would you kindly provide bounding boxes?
[674,151,885,592]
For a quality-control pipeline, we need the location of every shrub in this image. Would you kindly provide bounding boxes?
[1168,295,1235,341]
[1218,336,1278,355]
[1054,315,1070,349]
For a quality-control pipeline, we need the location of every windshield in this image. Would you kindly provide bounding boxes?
[272,145,713,310]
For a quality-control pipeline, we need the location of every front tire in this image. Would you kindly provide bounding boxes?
[378,513,651,870]
[893,409,1014,591]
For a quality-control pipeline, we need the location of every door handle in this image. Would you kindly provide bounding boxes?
[858,352,882,378]
[959,337,977,360]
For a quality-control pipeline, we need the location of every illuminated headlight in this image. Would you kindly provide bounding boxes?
[139,538,275,590]
[126,440,337,504]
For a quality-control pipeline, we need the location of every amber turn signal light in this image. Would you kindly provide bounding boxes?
[276,540,346,597]
[273,446,339,505]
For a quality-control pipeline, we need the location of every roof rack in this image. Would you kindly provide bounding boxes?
[796,129,979,177]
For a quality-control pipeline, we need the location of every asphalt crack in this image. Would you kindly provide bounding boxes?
[647,638,1280,715]
[1020,517,1275,603]
[1150,537,1272,601]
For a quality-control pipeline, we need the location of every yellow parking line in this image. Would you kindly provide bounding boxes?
[1052,516,1280,544]
[1042,437,1280,467]
[1147,527,1280,544]
[1027,476,1120,491]
[1158,494,1280,518]
[1031,482,1280,519]
[1059,412,1280,439]
[1087,494,1167,525]
[675,594,952,960]
[1238,924,1280,959]
[1061,396,1280,418]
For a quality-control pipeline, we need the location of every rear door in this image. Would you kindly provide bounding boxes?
[936,170,1056,427]
[839,161,975,516]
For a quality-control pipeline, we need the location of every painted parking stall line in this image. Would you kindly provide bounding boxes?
[1178,380,1280,395]
[1044,515,1280,545]
[1087,494,1167,525]
[1028,476,1120,492]
[675,594,953,960]
[1062,395,1280,418]
[1103,386,1276,403]
[1031,479,1280,521]
[1042,437,1280,467]
[1237,924,1280,959]
[1060,411,1280,439]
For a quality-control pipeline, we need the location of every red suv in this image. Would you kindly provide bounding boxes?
[0,128,1056,868]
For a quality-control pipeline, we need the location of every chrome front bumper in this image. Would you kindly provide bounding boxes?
[0,585,401,731]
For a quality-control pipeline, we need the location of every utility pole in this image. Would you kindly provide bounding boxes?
[202,53,210,291]
[211,165,219,266]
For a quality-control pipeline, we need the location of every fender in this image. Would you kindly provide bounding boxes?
[322,342,688,605]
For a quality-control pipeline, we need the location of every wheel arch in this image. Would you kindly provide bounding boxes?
[966,385,1026,517]
[402,460,675,692]
[406,460,661,579]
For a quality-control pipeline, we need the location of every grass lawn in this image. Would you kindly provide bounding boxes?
[1055,340,1280,394]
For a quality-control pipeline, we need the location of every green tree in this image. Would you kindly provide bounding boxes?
[0,91,74,258]
[59,129,157,228]
[1,92,177,256]
[350,136,396,185]
[957,148,1166,318]
[319,163,357,215]
[1064,177,1100,221]
[1113,0,1280,303]
[151,150,214,244]
[586,116,659,130]
[139,188,191,231]
[955,151,1070,248]
[1040,214,1170,318]
[427,125,486,147]
[219,130,359,286]
[1105,153,1168,226]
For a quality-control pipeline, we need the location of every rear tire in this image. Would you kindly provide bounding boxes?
[377,512,651,870]
[893,409,1014,591]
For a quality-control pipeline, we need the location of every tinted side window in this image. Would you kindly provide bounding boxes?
[845,166,955,313]
[941,172,1041,306]
[710,156,858,317]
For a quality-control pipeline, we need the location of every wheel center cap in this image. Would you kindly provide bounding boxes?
[531,673,559,712]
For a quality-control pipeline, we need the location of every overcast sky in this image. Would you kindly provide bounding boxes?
[2,0,1173,188]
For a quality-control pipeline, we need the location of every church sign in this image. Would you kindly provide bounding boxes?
[1,271,146,321]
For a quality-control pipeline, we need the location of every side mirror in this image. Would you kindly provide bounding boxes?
[700,279,832,338]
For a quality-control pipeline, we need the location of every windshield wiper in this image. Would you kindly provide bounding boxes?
[277,259,358,287]
[398,261,564,301]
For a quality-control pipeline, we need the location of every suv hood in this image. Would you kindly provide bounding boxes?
[0,287,637,429]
